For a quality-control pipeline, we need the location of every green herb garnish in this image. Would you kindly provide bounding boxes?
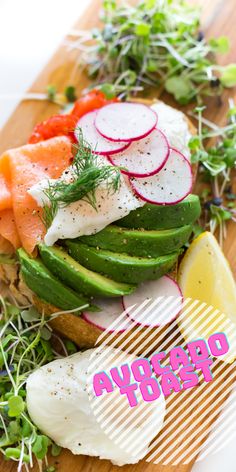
[0,297,77,471]
[189,100,236,244]
[42,130,122,229]
[70,0,236,103]
[46,84,77,107]
[46,84,57,102]
[64,85,77,103]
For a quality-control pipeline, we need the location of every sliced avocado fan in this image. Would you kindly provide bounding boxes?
[17,195,201,309]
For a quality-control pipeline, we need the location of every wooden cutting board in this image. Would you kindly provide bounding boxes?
[0,0,236,471]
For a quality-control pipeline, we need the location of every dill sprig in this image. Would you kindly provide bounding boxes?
[42,130,122,229]
[69,0,236,103]
[0,296,78,471]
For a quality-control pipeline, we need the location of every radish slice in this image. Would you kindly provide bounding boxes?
[123,276,183,327]
[95,102,158,142]
[130,148,192,205]
[75,111,130,155]
[82,298,133,333]
[108,128,169,177]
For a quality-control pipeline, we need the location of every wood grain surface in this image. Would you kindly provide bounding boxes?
[0,0,236,471]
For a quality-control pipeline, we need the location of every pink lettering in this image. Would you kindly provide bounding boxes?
[131,358,152,381]
[140,378,161,402]
[161,370,182,396]
[93,372,113,396]
[120,383,138,407]
[179,364,199,390]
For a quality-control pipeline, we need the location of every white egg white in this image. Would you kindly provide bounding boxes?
[29,157,144,246]
[151,101,192,160]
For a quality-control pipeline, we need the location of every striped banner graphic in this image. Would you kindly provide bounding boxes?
[86,296,236,465]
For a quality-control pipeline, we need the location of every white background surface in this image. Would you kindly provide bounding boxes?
[0,0,90,127]
[0,0,235,470]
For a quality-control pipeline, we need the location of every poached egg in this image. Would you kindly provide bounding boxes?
[26,348,166,466]
[29,156,144,246]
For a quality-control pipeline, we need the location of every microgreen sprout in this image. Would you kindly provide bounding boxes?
[189,100,236,244]
[0,296,78,471]
[68,0,236,103]
[46,85,77,107]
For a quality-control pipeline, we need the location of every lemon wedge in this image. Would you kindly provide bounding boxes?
[178,231,236,362]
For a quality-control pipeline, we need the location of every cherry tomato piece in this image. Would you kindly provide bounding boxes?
[71,89,118,119]
[28,90,118,144]
[28,114,77,144]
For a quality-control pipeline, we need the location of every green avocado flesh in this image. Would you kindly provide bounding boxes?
[118,194,201,230]
[77,224,192,258]
[39,244,135,297]
[17,194,201,309]
[66,241,179,284]
[18,249,97,312]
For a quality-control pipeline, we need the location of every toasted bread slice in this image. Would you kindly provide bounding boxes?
[0,99,196,349]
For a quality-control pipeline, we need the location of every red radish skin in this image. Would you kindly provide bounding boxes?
[123,275,183,328]
[82,299,133,333]
[130,148,193,205]
[75,111,131,155]
[95,102,158,142]
[108,128,170,178]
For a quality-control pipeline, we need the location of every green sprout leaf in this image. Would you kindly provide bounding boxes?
[51,443,62,457]
[47,84,57,101]
[5,447,30,463]
[8,421,21,441]
[192,223,204,239]
[188,136,201,151]
[165,76,194,104]
[32,435,50,460]
[220,64,236,87]
[210,205,232,222]
[64,85,77,103]
[103,0,116,11]
[40,326,52,341]
[64,339,77,355]
[100,83,116,99]
[8,396,25,417]
[135,23,151,37]
[209,36,230,54]
[21,306,40,322]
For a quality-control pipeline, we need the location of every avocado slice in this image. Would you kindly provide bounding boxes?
[77,224,192,258]
[18,249,95,312]
[66,241,179,284]
[118,194,201,230]
[39,244,136,298]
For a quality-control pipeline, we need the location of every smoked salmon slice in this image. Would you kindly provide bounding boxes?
[0,173,12,211]
[0,209,21,250]
[0,235,15,255]
[0,136,72,254]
